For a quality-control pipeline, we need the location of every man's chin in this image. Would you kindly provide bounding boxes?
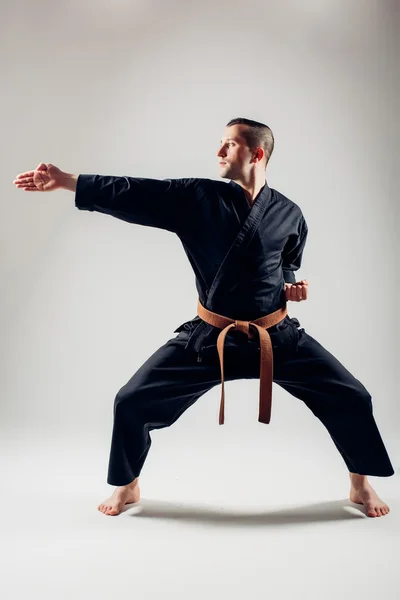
[219,167,232,179]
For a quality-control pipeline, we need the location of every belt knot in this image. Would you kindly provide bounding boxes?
[234,320,250,337]
[197,299,288,425]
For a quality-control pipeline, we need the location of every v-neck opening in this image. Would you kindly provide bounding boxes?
[229,180,270,214]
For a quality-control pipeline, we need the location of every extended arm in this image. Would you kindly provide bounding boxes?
[14,163,197,234]
[14,163,78,192]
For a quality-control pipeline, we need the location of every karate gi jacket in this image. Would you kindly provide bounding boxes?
[75,175,308,354]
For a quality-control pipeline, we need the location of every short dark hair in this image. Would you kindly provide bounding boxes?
[226,117,274,167]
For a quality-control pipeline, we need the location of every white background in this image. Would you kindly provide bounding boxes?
[1,1,399,599]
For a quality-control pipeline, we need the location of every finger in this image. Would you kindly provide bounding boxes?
[16,183,39,190]
[294,285,302,301]
[14,183,37,189]
[15,171,35,179]
[14,177,34,185]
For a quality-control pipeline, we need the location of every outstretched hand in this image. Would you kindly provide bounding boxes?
[13,163,66,192]
[284,279,309,302]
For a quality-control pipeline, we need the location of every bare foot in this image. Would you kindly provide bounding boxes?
[98,478,140,516]
[350,482,390,518]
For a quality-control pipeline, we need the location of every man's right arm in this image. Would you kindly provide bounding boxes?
[73,173,202,234]
[14,163,78,194]
[61,172,78,192]
[14,164,202,234]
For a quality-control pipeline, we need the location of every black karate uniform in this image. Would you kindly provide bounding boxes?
[75,174,395,485]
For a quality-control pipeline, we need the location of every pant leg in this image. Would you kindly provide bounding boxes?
[106,328,253,486]
[272,318,395,477]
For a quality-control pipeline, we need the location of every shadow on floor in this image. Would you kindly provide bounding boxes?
[123,497,367,525]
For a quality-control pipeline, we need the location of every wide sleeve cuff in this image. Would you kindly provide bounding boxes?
[282,269,296,284]
[75,174,98,211]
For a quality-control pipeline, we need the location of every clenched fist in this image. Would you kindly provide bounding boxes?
[284,279,309,302]
[13,164,77,192]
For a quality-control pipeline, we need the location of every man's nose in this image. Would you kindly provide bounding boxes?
[217,147,226,157]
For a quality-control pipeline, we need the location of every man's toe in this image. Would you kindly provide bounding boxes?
[107,508,119,515]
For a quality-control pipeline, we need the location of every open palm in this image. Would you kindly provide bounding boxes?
[13,163,64,192]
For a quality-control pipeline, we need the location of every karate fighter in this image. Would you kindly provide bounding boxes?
[14,118,394,518]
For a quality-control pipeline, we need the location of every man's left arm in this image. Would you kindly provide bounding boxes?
[282,217,309,302]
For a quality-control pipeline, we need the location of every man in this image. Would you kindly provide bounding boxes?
[13,118,394,518]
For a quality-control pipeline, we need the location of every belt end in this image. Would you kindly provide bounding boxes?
[258,417,271,425]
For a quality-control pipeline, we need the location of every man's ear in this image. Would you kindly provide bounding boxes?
[255,148,265,163]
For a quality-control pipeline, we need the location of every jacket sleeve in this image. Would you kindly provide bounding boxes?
[75,174,199,234]
[282,217,308,283]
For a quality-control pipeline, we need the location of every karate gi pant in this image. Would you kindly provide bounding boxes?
[106,316,395,486]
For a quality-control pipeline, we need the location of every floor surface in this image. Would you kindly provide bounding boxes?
[1,425,399,600]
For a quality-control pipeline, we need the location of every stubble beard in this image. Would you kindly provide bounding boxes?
[220,164,235,180]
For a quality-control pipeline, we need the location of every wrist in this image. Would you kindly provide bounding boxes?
[61,172,78,192]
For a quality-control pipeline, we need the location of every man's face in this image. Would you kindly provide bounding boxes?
[216,125,257,180]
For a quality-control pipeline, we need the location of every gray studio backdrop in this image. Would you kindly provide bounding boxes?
[2,1,399,471]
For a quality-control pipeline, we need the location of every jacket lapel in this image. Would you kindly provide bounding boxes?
[205,181,272,307]
[185,181,272,354]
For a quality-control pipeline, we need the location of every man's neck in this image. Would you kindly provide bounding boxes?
[233,174,267,206]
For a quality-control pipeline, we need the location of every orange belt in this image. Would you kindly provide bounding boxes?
[197,299,288,425]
